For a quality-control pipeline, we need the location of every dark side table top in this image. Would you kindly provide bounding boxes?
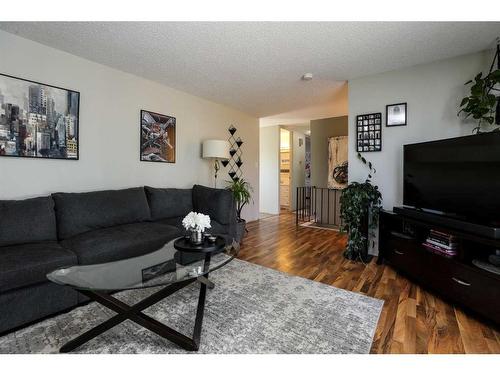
[173,236,226,253]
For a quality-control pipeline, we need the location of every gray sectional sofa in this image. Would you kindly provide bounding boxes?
[0,184,237,334]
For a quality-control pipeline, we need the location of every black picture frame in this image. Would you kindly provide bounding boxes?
[140,109,176,163]
[386,102,407,127]
[356,112,382,153]
[0,72,80,160]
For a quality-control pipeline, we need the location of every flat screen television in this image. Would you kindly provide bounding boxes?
[403,132,500,226]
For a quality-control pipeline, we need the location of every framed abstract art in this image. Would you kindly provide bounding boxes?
[140,109,176,163]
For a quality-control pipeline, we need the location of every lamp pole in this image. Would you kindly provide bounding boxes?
[202,139,229,189]
[214,158,220,188]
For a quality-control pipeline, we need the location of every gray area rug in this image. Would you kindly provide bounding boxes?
[0,259,383,354]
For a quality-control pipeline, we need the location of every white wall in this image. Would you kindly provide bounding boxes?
[348,50,491,212]
[259,125,279,215]
[0,30,260,221]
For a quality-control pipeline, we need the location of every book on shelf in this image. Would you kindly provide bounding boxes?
[429,229,456,237]
[427,234,457,244]
[425,239,457,250]
[423,242,457,254]
[427,230,458,247]
[429,229,457,240]
[422,242,457,258]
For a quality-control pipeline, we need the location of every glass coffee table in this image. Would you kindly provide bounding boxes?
[47,236,235,353]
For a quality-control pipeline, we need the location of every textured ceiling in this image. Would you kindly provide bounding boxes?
[0,22,498,119]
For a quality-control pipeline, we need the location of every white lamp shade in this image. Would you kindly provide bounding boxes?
[202,140,230,159]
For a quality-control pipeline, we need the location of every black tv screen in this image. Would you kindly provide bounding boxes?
[403,132,500,226]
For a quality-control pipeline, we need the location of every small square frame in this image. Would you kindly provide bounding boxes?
[386,102,407,127]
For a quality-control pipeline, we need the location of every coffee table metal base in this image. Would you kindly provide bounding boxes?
[60,257,212,353]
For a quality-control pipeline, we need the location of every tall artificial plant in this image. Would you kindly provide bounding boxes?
[225,178,253,221]
[458,42,500,133]
[339,153,382,262]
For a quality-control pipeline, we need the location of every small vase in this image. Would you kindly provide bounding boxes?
[190,230,203,245]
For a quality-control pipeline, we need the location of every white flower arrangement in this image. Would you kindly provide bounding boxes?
[182,211,211,232]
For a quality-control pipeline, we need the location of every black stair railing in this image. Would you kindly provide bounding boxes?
[296,186,342,228]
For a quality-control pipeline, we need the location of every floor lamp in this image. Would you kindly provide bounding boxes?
[202,140,230,188]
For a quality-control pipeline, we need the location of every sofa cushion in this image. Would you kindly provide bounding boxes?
[0,242,77,293]
[192,185,235,225]
[156,216,184,231]
[52,187,151,240]
[0,282,78,334]
[0,197,57,247]
[145,186,193,221]
[207,219,230,235]
[158,217,227,235]
[61,222,181,265]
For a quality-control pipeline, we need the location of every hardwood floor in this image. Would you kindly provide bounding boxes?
[237,212,500,354]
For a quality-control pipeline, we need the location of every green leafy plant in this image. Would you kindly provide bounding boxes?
[458,69,500,133]
[339,153,382,262]
[225,178,253,221]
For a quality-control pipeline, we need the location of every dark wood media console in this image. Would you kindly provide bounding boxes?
[379,208,500,325]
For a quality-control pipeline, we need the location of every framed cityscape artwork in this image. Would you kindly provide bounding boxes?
[356,112,382,152]
[0,73,80,160]
[140,109,176,163]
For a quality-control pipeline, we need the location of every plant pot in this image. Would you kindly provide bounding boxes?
[359,213,373,263]
[344,209,373,263]
[235,219,246,243]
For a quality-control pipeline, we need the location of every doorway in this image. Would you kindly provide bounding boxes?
[280,128,292,210]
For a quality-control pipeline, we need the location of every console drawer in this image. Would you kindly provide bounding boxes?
[386,240,500,324]
[423,255,500,322]
[384,237,425,278]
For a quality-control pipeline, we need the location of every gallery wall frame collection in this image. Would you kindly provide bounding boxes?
[356,102,408,153]
[356,112,382,153]
[140,109,176,163]
[0,73,80,160]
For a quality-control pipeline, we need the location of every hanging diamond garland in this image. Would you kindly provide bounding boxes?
[224,125,244,181]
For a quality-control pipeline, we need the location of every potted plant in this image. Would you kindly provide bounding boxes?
[339,153,382,262]
[458,43,500,133]
[226,178,253,242]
